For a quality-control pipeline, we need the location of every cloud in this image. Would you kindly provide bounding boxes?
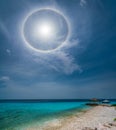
[0,76,10,81]
[52,51,81,74]
[80,0,86,7]
[6,49,11,55]
[0,76,10,88]
[30,34,81,75]
[0,77,116,99]
[32,49,81,75]
[62,37,79,50]
[0,19,9,38]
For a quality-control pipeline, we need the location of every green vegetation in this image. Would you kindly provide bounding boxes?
[114,118,116,121]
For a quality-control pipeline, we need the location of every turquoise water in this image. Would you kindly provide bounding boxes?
[0,101,88,130]
[0,100,116,130]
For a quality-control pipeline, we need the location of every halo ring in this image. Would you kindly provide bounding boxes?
[21,8,71,53]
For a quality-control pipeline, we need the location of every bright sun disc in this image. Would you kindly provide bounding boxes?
[37,23,54,40]
[22,8,70,52]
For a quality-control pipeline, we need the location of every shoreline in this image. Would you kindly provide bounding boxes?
[25,106,116,130]
[24,107,89,130]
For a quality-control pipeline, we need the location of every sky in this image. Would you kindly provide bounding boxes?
[0,0,116,99]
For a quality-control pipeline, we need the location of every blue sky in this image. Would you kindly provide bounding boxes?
[0,0,116,99]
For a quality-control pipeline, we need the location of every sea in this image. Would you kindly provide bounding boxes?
[0,99,116,130]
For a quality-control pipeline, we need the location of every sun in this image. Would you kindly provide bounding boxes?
[22,8,70,52]
[36,22,54,40]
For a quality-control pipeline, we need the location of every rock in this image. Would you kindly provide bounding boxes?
[82,127,95,130]
[111,122,116,126]
[108,123,113,126]
[103,123,111,128]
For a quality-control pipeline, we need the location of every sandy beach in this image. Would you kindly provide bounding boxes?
[36,106,116,130]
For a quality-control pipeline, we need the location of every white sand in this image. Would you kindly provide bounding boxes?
[25,106,116,130]
[42,106,116,130]
[59,106,116,130]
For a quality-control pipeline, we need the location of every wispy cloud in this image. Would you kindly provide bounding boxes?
[80,0,87,7]
[0,76,10,88]
[6,49,11,55]
[52,51,81,74]
[0,77,116,99]
[0,76,10,81]
[32,48,81,75]
[0,19,10,38]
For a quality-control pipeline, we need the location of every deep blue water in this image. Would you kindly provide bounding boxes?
[0,100,116,130]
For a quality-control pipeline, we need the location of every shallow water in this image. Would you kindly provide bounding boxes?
[0,101,88,130]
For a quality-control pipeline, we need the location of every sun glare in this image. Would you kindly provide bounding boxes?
[37,23,54,40]
[23,8,69,52]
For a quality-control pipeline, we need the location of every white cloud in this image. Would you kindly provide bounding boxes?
[52,51,81,74]
[6,49,11,55]
[80,0,86,7]
[31,34,81,75]
[62,38,79,50]
[0,76,10,81]
[32,49,81,75]
[0,19,9,38]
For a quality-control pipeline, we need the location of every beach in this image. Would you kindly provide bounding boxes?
[38,106,116,130]
[0,102,116,130]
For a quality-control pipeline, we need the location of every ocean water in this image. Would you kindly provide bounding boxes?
[0,101,88,130]
[0,100,115,130]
